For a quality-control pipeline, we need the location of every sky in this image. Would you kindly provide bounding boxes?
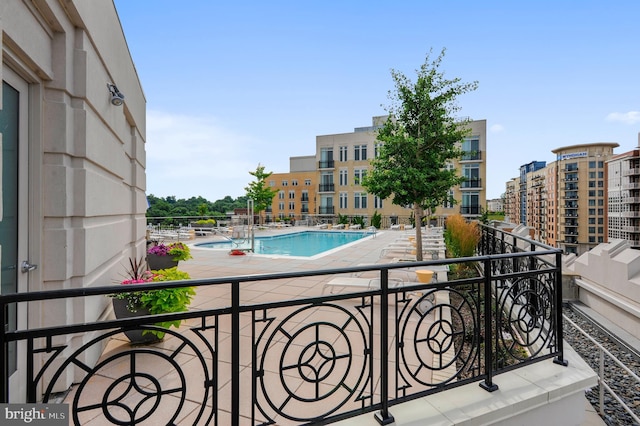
[113,0,640,202]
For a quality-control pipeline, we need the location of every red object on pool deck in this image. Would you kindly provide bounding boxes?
[229,249,246,256]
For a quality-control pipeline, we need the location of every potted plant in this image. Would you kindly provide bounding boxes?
[111,257,196,343]
[146,241,192,270]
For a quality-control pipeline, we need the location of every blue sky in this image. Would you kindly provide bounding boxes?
[114,0,640,202]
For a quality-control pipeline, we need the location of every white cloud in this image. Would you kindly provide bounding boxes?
[605,111,640,124]
[489,124,505,133]
[145,110,266,201]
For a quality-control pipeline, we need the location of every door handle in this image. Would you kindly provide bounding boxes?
[21,261,38,273]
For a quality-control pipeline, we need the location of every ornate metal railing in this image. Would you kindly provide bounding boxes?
[1,226,565,425]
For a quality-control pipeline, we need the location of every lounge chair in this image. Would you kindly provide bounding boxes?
[322,277,403,294]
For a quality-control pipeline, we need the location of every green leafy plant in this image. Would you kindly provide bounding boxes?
[111,258,195,338]
[371,211,382,229]
[194,219,216,226]
[337,214,349,225]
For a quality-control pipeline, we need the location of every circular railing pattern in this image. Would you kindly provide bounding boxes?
[256,303,369,423]
[498,276,553,359]
[398,289,478,386]
[40,327,213,425]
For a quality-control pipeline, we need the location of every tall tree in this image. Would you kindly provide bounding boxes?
[362,48,478,260]
[244,164,278,224]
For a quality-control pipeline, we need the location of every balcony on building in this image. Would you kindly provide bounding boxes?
[318,159,335,169]
[318,206,334,214]
[461,178,482,189]
[318,183,335,193]
[622,167,640,176]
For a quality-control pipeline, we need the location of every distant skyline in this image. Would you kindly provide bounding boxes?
[114,1,640,202]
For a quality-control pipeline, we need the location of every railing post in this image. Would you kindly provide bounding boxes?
[553,251,568,366]
[374,269,394,425]
[480,258,498,392]
[231,280,240,426]
[0,299,6,403]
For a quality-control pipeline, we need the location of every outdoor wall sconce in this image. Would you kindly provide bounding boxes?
[107,83,125,106]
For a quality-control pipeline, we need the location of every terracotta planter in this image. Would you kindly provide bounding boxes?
[146,253,179,270]
[112,298,162,344]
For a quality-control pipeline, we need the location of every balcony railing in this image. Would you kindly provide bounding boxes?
[318,183,335,192]
[318,206,334,214]
[318,160,335,169]
[1,226,565,425]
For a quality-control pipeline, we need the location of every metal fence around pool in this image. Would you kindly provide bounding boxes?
[1,226,565,425]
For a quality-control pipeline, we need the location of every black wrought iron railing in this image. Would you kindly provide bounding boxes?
[1,226,565,425]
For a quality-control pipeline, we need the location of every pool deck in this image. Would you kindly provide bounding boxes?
[70,226,603,425]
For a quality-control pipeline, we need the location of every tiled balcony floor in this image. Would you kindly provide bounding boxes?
[62,227,602,425]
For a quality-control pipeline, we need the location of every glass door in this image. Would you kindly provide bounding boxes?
[1,68,29,401]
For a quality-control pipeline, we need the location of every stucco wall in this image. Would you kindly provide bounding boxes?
[1,0,146,391]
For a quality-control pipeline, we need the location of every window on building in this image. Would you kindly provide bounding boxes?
[598,199,604,206]
[598,190,604,197]
[589,172,596,179]
[292,180,298,186]
[374,196,383,209]
[282,180,288,186]
[589,161,596,168]
[598,161,604,168]
[289,201,295,210]
[374,142,383,158]
[278,202,284,210]
[443,190,455,208]
[354,168,367,185]
[588,190,595,197]
[598,209,604,215]
[354,192,367,209]
[598,218,604,224]
[339,192,348,209]
[588,218,596,224]
[339,169,348,186]
[289,191,295,199]
[278,191,285,199]
[269,180,275,186]
[304,179,311,186]
[589,236,596,243]
[589,208,596,215]
[597,181,604,188]
[320,147,334,168]
[598,236,604,243]
[589,227,595,233]
[339,146,348,162]
[588,199,595,206]
[598,171,604,178]
[354,145,367,161]
[462,137,480,160]
[301,190,309,202]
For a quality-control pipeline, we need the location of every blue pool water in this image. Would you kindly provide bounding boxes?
[195,231,372,257]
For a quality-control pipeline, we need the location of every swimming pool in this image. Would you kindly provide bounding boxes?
[195,231,373,257]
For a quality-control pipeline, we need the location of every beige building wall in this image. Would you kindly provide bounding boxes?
[552,143,618,255]
[269,164,317,221]
[504,178,520,223]
[1,0,146,396]
[314,117,486,227]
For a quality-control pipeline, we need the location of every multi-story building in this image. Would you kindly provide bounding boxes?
[526,170,547,241]
[268,156,317,222]
[314,116,487,225]
[551,143,618,255]
[504,178,520,223]
[607,138,640,247]
[545,162,559,247]
[486,198,504,213]
[519,161,546,225]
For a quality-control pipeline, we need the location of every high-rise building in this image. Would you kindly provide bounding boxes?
[551,143,618,255]
[606,137,640,247]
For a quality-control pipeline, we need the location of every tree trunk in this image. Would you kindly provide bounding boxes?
[414,203,424,261]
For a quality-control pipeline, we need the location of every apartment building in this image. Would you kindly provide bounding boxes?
[268,156,317,221]
[519,161,546,225]
[314,116,487,225]
[551,143,618,255]
[545,162,559,247]
[504,178,520,223]
[607,141,640,247]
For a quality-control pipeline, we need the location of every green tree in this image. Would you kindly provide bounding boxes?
[362,48,478,260]
[244,164,278,224]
